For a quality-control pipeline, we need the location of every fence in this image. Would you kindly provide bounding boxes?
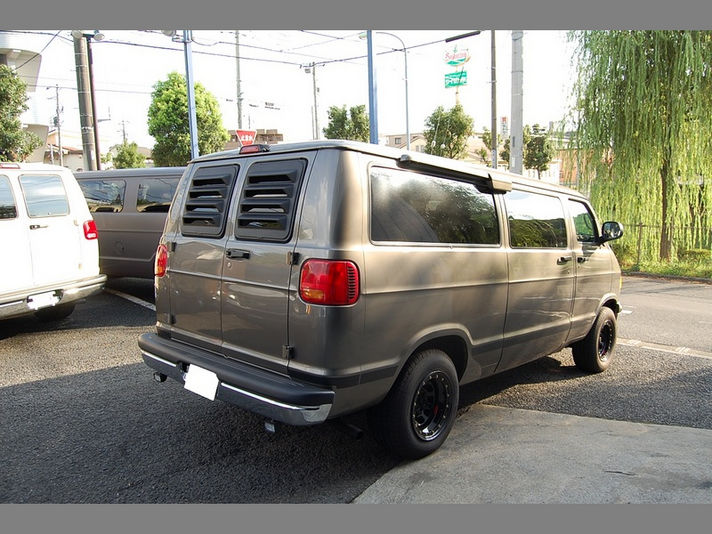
[615,223,712,265]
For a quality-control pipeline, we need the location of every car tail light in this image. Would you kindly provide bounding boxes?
[83,220,98,240]
[299,259,359,306]
[155,244,169,278]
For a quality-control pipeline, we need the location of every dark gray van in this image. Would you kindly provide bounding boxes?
[139,141,623,459]
[75,167,185,278]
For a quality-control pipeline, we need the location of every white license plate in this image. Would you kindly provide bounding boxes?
[27,291,60,310]
[184,364,219,401]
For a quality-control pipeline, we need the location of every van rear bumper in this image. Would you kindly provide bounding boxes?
[139,333,334,425]
[0,274,107,320]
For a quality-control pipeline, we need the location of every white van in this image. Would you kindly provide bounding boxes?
[0,162,106,321]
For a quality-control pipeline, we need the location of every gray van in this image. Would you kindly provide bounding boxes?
[139,141,623,459]
[75,167,185,278]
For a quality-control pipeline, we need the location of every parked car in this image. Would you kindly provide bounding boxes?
[75,167,185,278]
[139,141,624,459]
[0,162,106,321]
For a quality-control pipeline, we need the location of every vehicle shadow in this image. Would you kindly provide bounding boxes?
[0,363,398,504]
[0,291,155,341]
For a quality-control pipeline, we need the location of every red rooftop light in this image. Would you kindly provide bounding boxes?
[239,144,271,155]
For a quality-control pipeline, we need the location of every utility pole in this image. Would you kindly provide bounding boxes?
[235,31,243,129]
[311,63,319,140]
[86,38,101,169]
[510,31,524,174]
[54,84,64,167]
[72,34,97,171]
[490,31,497,170]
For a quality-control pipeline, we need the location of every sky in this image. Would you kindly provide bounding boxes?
[14,30,577,151]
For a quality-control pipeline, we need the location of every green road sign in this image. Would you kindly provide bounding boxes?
[445,70,467,88]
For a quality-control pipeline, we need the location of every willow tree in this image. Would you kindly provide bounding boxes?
[570,31,712,261]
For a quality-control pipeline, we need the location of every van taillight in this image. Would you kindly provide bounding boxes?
[155,244,168,278]
[83,220,98,240]
[299,259,359,306]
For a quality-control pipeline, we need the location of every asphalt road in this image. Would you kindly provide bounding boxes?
[1,276,711,503]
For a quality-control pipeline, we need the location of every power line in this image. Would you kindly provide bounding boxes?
[8,31,61,72]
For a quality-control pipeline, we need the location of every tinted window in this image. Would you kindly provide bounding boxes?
[505,190,567,248]
[19,175,70,218]
[137,178,179,213]
[0,176,17,219]
[235,159,307,242]
[79,179,126,213]
[370,167,499,245]
[568,200,598,243]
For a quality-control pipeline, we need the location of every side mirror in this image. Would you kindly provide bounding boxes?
[600,221,624,243]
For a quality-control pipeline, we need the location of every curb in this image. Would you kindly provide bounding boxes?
[623,271,712,285]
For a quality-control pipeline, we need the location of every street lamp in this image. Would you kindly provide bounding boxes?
[163,30,200,160]
[360,31,410,150]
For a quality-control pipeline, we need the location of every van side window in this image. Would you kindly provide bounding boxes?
[567,200,598,243]
[137,178,179,213]
[505,190,567,248]
[0,176,17,219]
[235,159,307,242]
[370,167,499,245]
[182,165,240,238]
[78,179,126,213]
[19,175,70,218]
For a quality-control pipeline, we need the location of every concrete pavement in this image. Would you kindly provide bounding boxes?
[354,405,712,503]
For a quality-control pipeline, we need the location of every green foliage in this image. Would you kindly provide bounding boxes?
[322,105,369,142]
[524,124,555,178]
[570,31,712,261]
[111,141,146,169]
[0,65,42,161]
[147,72,230,166]
[500,125,532,166]
[480,127,501,152]
[423,104,474,159]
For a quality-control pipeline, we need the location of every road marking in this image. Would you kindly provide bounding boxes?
[104,288,156,312]
[618,338,712,361]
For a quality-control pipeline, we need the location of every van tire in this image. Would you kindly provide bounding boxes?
[572,307,617,373]
[34,303,75,322]
[367,349,459,460]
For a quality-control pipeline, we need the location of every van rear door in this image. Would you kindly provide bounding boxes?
[19,173,82,288]
[220,156,309,375]
[168,164,240,350]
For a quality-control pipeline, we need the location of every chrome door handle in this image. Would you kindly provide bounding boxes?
[29,224,48,230]
[557,256,573,265]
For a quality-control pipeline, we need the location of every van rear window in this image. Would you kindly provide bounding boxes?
[19,175,70,218]
[79,179,126,213]
[370,167,499,245]
[182,165,239,238]
[235,159,307,242]
[0,176,17,219]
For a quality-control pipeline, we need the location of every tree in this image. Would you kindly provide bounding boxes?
[323,105,369,142]
[500,125,532,168]
[423,104,474,159]
[480,127,501,154]
[111,141,146,169]
[570,31,712,261]
[0,65,42,161]
[524,124,555,179]
[147,72,229,166]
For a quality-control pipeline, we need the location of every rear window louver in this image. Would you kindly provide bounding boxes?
[181,165,239,237]
[236,159,307,242]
